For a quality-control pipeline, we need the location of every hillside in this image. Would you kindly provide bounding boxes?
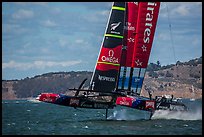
[2,57,202,100]
[2,71,92,99]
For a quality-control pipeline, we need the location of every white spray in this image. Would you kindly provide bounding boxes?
[152,107,202,120]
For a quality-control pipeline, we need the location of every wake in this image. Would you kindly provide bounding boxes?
[107,100,202,121]
[152,99,202,120]
[107,108,152,120]
[152,108,202,120]
[108,108,202,121]
[107,109,130,120]
[27,99,41,103]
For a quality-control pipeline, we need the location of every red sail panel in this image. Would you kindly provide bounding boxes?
[132,2,160,68]
[125,2,139,67]
[97,46,122,71]
[121,2,139,67]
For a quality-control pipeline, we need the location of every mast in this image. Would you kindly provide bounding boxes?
[90,2,126,93]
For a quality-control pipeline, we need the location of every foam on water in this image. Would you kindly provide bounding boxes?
[152,107,202,120]
[107,108,151,120]
[152,99,202,120]
[108,109,128,120]
[27,99,41,103]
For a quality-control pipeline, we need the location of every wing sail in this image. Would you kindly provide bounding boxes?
[118,2,160,95]
[118,2,139,90]
[90,2,126,93]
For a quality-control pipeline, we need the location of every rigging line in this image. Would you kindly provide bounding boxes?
[121,67,127,89]
[166,3,177,64]
[135,68,141,95]
[166,2,179,80]
[128,67,134,91]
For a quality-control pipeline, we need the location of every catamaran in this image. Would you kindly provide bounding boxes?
[36,2,187,119]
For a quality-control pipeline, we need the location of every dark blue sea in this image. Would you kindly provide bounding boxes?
[2,99,202,135]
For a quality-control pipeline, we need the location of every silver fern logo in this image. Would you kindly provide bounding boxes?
[111,22,121,30]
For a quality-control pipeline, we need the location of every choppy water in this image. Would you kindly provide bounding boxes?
[2,99,202,135]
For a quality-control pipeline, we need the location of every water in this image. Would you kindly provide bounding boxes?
[2,99,202,135]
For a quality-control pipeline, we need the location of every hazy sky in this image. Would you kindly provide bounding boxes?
[2,2,202,80]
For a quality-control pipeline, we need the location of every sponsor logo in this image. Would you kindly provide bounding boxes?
[101,50,119,64]
[111,22,121,30]
[98,75,115,82]
[170,104,185,111]
[108,49,114,56]
[110,22,121,34]
[134,77,140,83]
[134,2,158,66]
[158,106,168,109]
[124,22,135,31]
[43,97,53,102]
[94,103,109,109]
[70,98,79,106]
[145,100,155,109]
[80,101,93,108]
[118,97,133,106]
[42,94,59,102]
[46,94,50,98]
[143,2,158,46]
[131,2,138,5]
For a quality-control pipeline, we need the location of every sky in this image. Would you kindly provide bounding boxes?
[2,2,202,80]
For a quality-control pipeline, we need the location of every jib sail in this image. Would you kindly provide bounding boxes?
[89,2,126,93]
